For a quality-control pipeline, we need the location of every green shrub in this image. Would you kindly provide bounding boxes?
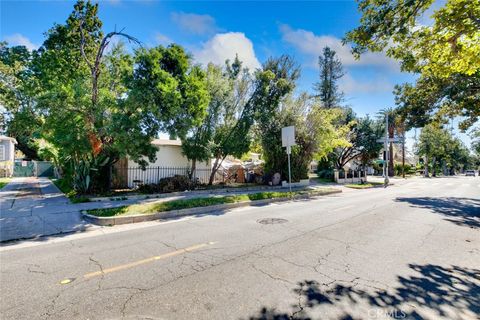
[137,175,195,194]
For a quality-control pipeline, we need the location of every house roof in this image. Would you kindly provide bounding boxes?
[151,139,182,146]
[0,136,17,144]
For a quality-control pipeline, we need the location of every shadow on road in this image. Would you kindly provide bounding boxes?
[395,197,480,228]
[244,264,480,320]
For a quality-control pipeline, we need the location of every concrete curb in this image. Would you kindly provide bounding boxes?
[82,189,342,226]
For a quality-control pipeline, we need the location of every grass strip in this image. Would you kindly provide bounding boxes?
[345,181,384,189]
[51,178,91,203]
[87,189,332,217]
[0,178,11,190]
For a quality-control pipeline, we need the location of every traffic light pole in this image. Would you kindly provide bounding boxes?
[384,114,390,188]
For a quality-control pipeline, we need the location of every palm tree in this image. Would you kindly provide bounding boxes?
[378,108,398,177]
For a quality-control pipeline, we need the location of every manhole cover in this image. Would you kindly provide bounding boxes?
[257,218,288,225]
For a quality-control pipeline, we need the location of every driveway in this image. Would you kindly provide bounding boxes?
[0,177,85,242]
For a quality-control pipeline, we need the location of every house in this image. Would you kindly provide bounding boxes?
[0,136,17,177]
[113,139,211,188]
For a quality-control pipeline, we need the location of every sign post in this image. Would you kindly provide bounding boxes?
[282,126,296,193]
[384,115,389,187]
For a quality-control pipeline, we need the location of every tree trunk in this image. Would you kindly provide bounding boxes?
[402,141,405,178]
[388,141,394,177]
[432,157,436,177]
[424,155,429,177]
[208,157,220,185]
[189,159,197,180]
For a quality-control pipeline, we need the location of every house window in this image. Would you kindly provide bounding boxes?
[0,145,5,161]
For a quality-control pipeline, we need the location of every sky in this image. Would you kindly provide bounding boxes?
[0,0,473,150]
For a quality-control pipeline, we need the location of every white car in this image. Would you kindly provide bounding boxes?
[465,170,476,177]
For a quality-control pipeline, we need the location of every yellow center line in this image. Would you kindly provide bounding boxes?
[83,242,216,279]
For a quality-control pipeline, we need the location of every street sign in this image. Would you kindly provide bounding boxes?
[282,126,296,149]
[281,126,295,192]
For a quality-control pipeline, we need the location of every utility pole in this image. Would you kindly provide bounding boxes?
[402,137,405,178]
[384,114,390,187]
[401,121,405,179]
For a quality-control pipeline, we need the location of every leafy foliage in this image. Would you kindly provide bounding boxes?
[313,46,345,108]
[416,123,472,176]
[181,56,252,184]
[0,43,42,159]
[257,92,350,181]
[345,0,480,129]
[331,110,384,170]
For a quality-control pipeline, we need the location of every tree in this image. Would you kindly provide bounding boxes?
[345,0,480,129]
[332,113,384,170]
[31,0,209,193]
[181,56,253,184]
[394,72,480,131]
[379,107,400,177]
[188,55,301,185]
[254,93,349,181]
[417,123,450,177]
[314,46,345,108]
[471,127,480,156]
[0,43,42,159]
[254,56,301,179]
[128,44,209,141]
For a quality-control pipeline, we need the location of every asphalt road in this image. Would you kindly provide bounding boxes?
[1,176,479,320]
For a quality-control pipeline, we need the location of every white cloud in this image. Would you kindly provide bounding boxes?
[279,24,398,70]
[155,33,172,45]
[3,33,39,51]
[171,12,218,35]
[193,32,261,71]
[105,0,121,5]
[340,74,393,94]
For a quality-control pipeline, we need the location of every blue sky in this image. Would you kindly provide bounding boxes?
[0,0,472,149]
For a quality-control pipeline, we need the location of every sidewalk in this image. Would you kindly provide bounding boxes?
[0,178,338,242]
[0,177,85,242]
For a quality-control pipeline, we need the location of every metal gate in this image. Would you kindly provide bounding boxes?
[36,161,54,177]
[13,160,54,177]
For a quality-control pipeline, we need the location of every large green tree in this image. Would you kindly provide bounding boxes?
[30,0,208,193]
[254,54,352,181]
[181,56,252,184]
[415,123,470,176]
[0,43,41,159]
[128,44,209,142]
[257,93,350,182]
[32,0,152,192]
[345,0,480,129]
[333,113,384,170]
[314,46,345,108]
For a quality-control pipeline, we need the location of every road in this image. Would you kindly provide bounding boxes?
[0,176,478,320]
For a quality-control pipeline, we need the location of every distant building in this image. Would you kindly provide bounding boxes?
[0,136,17,177]
[113,139,211,188]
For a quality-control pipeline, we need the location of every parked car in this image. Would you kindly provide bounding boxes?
[465,170,476,177]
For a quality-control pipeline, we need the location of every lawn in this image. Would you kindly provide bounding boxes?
[87,189,333,217]
[51,178,91,203]
[0,178,11,189]
[345,181,385,189]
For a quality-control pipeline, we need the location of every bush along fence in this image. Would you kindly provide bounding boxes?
[334,169,367,184]
[110,166,228,189]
